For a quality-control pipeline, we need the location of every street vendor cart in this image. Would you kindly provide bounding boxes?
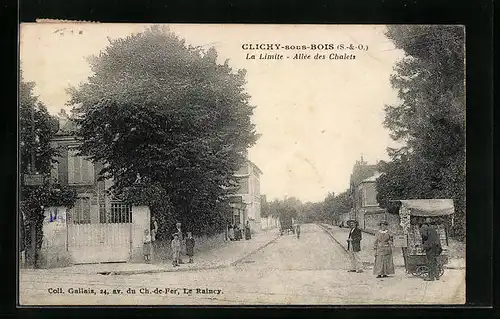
[390,199,454,278]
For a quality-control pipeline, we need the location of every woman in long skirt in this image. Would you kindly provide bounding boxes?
[373,221,395,278]
[228,224,235,241]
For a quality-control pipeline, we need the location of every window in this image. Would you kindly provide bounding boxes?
[69,197,91,224]
[109,202,132,223]
[68,148,95,185]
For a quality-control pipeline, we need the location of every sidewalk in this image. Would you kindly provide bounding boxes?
[320,224,465,269]
[32,229,280,276]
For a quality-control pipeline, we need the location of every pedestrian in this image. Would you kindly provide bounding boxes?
[143,229,152,263]
[245,221,251,240]
[373,221,395,278]
[172,222,184,263]
[420,218,443,281]
[228,224,235,241]
[185,231,195,263]
[171,233,181,267]
[235,222,242,241]
[296,223,301,239]
[347,220,363,273]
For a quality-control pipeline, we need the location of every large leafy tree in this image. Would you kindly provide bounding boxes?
[376,26,465,239]
[20,70,76,266]
[68,26,258,236]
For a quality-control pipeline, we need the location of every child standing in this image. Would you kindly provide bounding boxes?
[185,232,195,263]
[143,229,152,262]
[171,233,181,267]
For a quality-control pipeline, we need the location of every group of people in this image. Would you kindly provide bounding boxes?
[227,221,252,241]
[143,218,196,267]
[346,217,443,280]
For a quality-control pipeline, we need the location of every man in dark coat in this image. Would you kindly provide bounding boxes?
[420,218,443,281]
[347,220,363,273]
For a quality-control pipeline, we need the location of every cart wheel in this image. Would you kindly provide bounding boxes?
[415,265,429,278]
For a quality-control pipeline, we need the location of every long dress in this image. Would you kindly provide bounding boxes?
[373,230,395,276]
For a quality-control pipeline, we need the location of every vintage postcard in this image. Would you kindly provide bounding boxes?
[18,23,466,305]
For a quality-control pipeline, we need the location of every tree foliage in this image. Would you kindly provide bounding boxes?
[376,26,465,239]
[68,26,258,236]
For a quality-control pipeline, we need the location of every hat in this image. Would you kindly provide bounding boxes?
[173,233,179,237]
[379,221,389,226]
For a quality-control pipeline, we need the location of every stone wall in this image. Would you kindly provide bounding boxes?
[130,206,151,262]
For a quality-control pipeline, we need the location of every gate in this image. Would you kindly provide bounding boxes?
[67,201,132,264]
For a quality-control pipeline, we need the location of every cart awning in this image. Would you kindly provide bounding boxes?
[397,199,455,216]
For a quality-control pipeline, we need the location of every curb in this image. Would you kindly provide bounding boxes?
[317,223,350,257]
[99,233,281,276]
[319,224,465,270]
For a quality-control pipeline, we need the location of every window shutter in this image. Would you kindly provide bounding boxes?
[74,156,82,183]
[81,158,89,183]
[83,198,91,223]
[68,150,75,184]
[87,159,95,183]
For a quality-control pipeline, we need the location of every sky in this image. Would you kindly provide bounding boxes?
[20,23,405,202]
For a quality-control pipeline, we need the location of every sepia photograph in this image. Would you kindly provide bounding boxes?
[18,23,465,305]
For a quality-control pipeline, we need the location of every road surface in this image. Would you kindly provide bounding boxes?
[19,224,465,305]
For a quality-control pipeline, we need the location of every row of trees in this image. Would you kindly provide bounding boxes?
[261,192,351,224]
[375,25,465,240]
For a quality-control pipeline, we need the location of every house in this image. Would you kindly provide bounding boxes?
[40,110,150,267]
[349,156,385,231]
[229,159,263,232]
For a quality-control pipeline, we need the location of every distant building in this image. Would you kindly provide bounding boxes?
[349,156,385,231]
[229,160,263,232]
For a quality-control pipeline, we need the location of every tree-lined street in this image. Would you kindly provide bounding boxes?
[20,224,464,305]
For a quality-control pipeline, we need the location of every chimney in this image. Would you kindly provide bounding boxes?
[57,109,68,131]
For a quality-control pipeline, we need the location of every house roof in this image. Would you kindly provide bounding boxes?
[394,199,455,216]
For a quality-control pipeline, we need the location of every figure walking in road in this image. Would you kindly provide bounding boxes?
[296,223,301,239]
[185,231,195,263]
[171,233,181,267]
[347,220,363,273]
[373,221,395,278]
[420,217,443,281]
